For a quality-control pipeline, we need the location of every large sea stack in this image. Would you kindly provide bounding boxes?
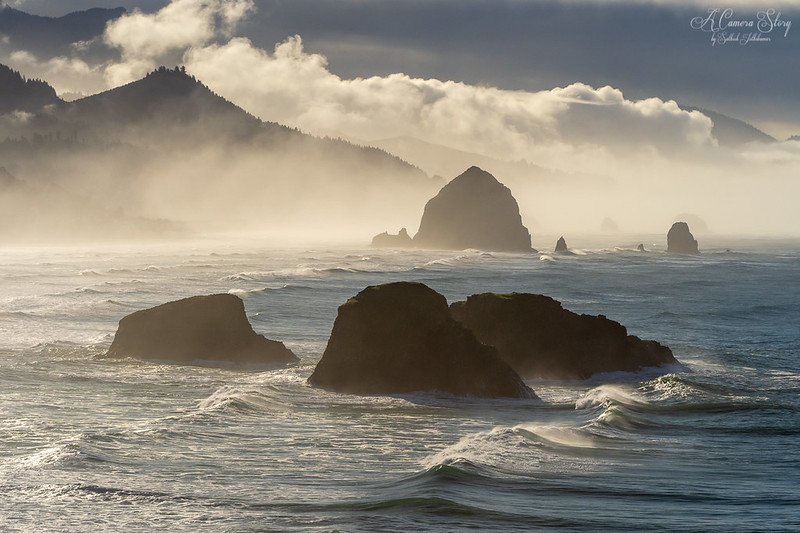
[103,294,298,365]
[308,282,535,398]
[667,222,700,254]
[450,293,676,380]
[412,166,533,252]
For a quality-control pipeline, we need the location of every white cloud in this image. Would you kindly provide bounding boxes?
[103,0,254,87]
[1,49,107,97]
[184,35,715,164]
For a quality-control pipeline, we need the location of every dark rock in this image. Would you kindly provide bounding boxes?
[637,243,646,252]
[413,166,533,252]
[554,236,568,252]
[103,294,298,365]
[371,227,413,248]
[450,293,676,380]
[308,282,535,398]
[667,222,700,254]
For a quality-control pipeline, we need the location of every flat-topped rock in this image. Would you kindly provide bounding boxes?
[308,282,535,398]
[103,294,298,365]
[413,166,533,252]
[667,222,700,254]
[450,292,676,380]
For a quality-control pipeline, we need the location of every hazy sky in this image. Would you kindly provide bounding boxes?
[3,0,800,236]
[6,0,800,138]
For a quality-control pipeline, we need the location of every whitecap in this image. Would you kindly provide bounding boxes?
[575,384,647,410]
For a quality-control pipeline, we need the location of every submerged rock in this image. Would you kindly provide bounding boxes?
[371,227,413,248]
[103,294,298,365]
[450,293,676,380]
[667,222,700,254]
[308,282,535,398]
[413,166,533,252]
[554,236,568,252]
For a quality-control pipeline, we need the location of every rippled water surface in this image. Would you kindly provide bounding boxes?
[1,238,799,531]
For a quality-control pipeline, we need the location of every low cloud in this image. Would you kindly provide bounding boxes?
[0,48,107,97]
[183,35,714,167]
[4,0,800,236]
[103,0,253,87]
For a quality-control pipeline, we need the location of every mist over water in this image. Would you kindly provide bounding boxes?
[2,0,800,243]
[2,1,800,530]
[1,240,799,531]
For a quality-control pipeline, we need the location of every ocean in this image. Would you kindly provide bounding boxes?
[1,236,799,532]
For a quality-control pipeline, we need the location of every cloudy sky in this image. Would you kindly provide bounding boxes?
[4,0,800,139]
[3,0,800,235]
[3,0,800,138]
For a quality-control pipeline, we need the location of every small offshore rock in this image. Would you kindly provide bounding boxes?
[371,227,413,248]
[667,222,700,254]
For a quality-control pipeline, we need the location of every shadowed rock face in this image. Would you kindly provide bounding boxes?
[413,166,533,252]
[450,293,676,380]
[371,227,413,248]
[667,222,700,254]
[103,294,298,366]
[308,282,535,398]
[555,236,568,252]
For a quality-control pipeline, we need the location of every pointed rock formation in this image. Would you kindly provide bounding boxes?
[103,294,298,366]
[308,282,536,398]
[667,222,700,254]
[554,236,568,252]
[412,166,533,252]
[371,227,413,248]
[450,292,676,380]
[637,243,646,252]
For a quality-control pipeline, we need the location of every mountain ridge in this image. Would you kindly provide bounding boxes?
[0,64,61,115]
[0,4,126,58]
[0,62,437,239]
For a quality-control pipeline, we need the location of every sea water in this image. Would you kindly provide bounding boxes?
[1,237,799,532]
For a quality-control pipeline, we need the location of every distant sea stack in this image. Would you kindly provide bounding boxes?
[554,236,568,252]
[371,228,413,248]
[667,222,700,254]
[450,293,677,380]
[103,294,298,366]
[412,166,534,252]
[308,282,535,399]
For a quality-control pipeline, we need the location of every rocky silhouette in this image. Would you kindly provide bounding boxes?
[450,292,676,380]
[637,243,646,252]
[371,228,413,248]
[667,222,700,254]
[554,236,568,252]
[412,166,533,252]
[308,282,536,398]
[103,294,298,366]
